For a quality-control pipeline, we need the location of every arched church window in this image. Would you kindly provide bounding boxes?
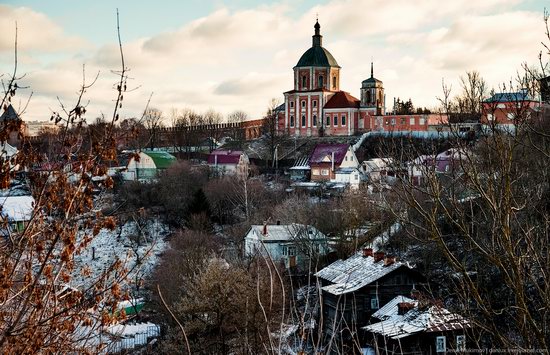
[301,115,306,127]
[290,116,294,127]
[366,91,371,105]
[318,76,324,88]
[313,114,317,127]
[341,115,346,126]
[326,116,330,126]
[302,76,307,88]
[332,76,337,89]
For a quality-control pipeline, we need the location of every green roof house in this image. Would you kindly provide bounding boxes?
[123,150,176,181]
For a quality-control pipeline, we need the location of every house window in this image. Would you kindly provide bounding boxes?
[301,100,306,108]
[301,115,306,127]
[436,336,446,353]
[290,115,294,127]
[497,103,505,109]
[302,76,307,88]
[410,117,415,125]
[345,156,348,161]
[313,114,317,127]
[334,116,338,126]
[283,245,297,256]
[290,101,294,108]
[318,76,324,88]
[341,115,346,126]
[487,114,494,121]
[456,335,466,351]
[401,117,406,125]
[370,298,379,309]
[507,113,515,120]
[419,117,426,125]
[332,76,336,89]
[385,119,389,125]
[313,100,317,108]
[312,169,319,176]
[354,174,359,180]
[321,169,329,176]
[326,116,330,126]
[391,118,396,125]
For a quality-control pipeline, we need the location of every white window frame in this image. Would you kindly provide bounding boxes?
[456,335,466,351]
[370,298,379,309]
[321,169,329,176]
[410,117,415,125]
[436,336,446,353]
[419,117,426,125]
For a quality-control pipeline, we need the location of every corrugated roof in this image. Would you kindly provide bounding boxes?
[324,91,360,109]
[309,143,349,165]
[372,295,416,320]
[142,151,176,169]
[290,156,310,170]
[364,296,471,339]
[315,252,410,295]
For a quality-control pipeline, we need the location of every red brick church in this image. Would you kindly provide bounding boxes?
[277,21,444,137]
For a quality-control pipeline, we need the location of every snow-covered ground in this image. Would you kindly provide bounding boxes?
[72,218,170,292]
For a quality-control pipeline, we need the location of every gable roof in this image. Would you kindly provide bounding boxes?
[0,195,35,222]
[484,91,534,103]
[324,91,360,109]
[364,295,471,339]
[142,151,176,169]
[309,143,350,165]
[0,105,20,122]
[207,150,245,165]
[315,252,412,295]
[247,224,326,242]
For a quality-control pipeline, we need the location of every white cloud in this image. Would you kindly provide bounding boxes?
[1,0,546,123]
[0,5,87,53]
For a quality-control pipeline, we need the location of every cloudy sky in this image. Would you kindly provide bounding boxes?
[0,0,546,123]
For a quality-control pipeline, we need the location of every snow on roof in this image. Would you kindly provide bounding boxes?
[335,167,359,174]
[309,144,349,165]
[107,322,160,338]
[0,195,35,221]
[290,156,310,170]
[247,224,326,242]
[364,296,471,339]
[372,295,416,320]
[315,251,410,296]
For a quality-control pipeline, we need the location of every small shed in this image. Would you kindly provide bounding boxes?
[0,195,35,233]
[123,150,176,181]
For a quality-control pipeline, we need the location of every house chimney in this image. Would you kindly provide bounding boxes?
[397,302,415,315]
[262,222,267,236]
[374,251,385,262]
[410,288,421,300]
[362,248,373,257]
[384,255,396,266]
[276,220,281,225]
